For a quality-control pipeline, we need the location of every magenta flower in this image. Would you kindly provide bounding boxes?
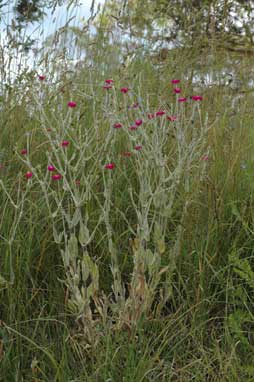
[52,174,62,180]
[103,85,112,90]
[167,115,177,121]
[156,111,166,116]
[120,87,129,94]
[38,75,46,81]
[25,171,33,179]
[174,88,181,94]
[47,165,55,171]
[113,123,122,129]
[21,149,27,155]
[105,79,114,84]
[132,102,139,108]
[130,125,138,131]
[148,113,155,120]
[61,140,69,147]
[192,95,203,101]
[171,79,180,84]
[201,155,209,161]
[68,101,77,108]
[178,97,187,102]
[105,163,115,170]
[134,145,142,151]
[135,119,143,126]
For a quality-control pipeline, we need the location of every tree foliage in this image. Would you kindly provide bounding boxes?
[14,0,45,24]
[101,0,254,50]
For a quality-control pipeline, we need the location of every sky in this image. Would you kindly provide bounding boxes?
[0,0,105,78]
[0,0,105,37]
[34,0,105,38]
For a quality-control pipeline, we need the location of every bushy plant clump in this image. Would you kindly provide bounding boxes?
[1,6,254,381]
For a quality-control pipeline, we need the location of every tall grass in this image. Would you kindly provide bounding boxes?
[1,3,254,381]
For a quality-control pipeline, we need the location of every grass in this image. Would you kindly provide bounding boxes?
[1,4,254,381]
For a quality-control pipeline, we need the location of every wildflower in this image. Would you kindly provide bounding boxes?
[61,140,69,147]
[75,180,81,186]
[132,102,139,108]
[201,155,209,161]
[105,79,114,84]
[130,125,138,131]
[25,171,33,179]
[47,165,55,171]
[38,75,46,81]
[192,95,203,101]
[135,119,143,126]
[113,123,122,129]
[148,113,155,119]
[21,149,27,155]
[156,110,166,116]
[52,174,62,180]
[103,85,112,90]
[171,79,180,84]
[134,145,142,151]
[120,87,129,94]
[174,88,181,94]
[105,163,115,169]
[178,97,187,102]
[67,101,77,108]
[167,115,177,121]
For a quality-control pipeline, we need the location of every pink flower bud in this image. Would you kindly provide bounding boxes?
[174,88,181,94]
[21,149,27,155]
[67,101,77,108]
[25,172,33,179]
[105,79,114,84]
[120,87,129,94]
[47,165,55,171]
[130,125,138,131]
[148,113,155,120]
[156,111,166,116]
[167,115,177,121]
[192,95,203,101]
[134,145,142,151]
[113,123,122,129]
[38,75,46,81]
[178,97,187,102]
[135,119,143,126]
[105,163,115,170]
[201,155,209,161]
[103,85,112,90]
[61,140,69,147]
[171,79,180,84]
[52,174,62,180]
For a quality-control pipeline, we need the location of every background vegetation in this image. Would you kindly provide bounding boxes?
[1,1,254,381]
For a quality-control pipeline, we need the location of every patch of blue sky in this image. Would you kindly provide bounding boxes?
[0,0,104,81]
[0,0,104,43]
